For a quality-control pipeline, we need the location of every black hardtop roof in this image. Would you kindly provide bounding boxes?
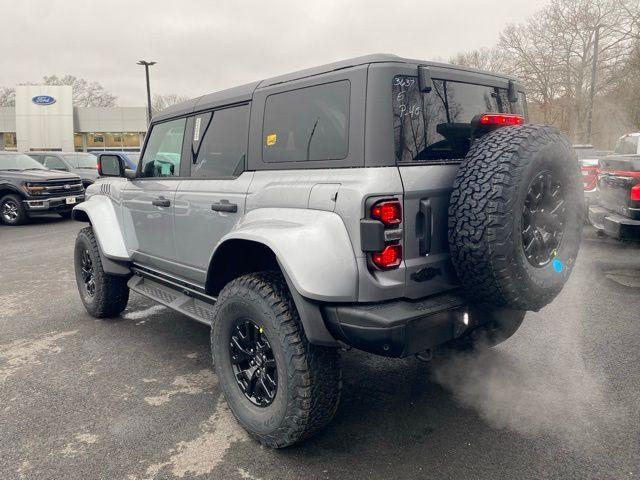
[152,53,516,122]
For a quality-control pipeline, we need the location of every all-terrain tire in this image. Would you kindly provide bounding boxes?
[0,194,28,225]
[448,125,583,312]
[74,226,129,318]
[211,271,342,448]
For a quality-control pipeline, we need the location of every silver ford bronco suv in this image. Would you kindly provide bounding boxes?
[72,54,583,448]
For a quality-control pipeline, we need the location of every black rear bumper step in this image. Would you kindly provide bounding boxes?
[321,292,470,357]
[589,206,640,241]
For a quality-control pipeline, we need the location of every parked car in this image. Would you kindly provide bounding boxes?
[589,153,640,241]
[28,152,98,188]
[71,54,583,447]
[574,144,613,215]
[612,132,640,155]
[92,151,139,171]
[0,152,84,225]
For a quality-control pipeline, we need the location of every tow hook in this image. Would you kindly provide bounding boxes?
[415,349,433,362]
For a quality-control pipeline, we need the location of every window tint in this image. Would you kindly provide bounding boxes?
[44,155,68,170]
[393,76,519,163]
[190,105,249,178]
[263,81,349,163]
[139,118,186,177]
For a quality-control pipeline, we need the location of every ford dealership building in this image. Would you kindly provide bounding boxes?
[0,85,147,152]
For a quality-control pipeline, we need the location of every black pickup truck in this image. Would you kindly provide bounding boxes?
[0,152,85,225]
[589,154,640,241]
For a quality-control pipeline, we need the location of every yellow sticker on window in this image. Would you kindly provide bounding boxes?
[266,133,277,146]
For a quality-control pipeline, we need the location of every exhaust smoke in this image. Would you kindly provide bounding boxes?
[430,310,627,452]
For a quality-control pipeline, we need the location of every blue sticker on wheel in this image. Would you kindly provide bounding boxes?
[552,258,563,273]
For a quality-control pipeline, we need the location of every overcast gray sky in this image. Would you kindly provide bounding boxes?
[2,0,549,106]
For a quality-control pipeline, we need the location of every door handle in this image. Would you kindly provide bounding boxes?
[211,200,238,213]
[152,197,171,207]
[417,198,432,255]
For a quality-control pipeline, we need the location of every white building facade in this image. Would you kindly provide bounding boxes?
[0,85,147,152]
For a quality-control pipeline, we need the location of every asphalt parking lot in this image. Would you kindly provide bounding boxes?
[1,217,639,480]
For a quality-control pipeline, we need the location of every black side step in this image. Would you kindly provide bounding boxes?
[128,275,217,326]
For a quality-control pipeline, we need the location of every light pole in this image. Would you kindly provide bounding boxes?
[137,60,156,124]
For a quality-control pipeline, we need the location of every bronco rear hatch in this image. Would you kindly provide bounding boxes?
[392,68,526,299]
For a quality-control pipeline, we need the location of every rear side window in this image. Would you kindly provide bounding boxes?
[262,81,350,163]
[190,105,249,178]
[139,118,186,178]
[393,76,523,163]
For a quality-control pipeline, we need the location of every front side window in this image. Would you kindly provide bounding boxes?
[393,76,523,163]
[191,105,249,178]
[139,118,186,178]
[263,81,350,163]
[63,153,97,168]
[44,155,68,170]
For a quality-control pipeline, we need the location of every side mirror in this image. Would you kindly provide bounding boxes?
[418,66,432,93]
[98,154,125,177]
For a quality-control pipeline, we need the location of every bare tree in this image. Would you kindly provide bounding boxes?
[449,47,506,73]
[152,93,190,113]
[39,75,117,107]
[496,0,639,142]
[0,86,15,107]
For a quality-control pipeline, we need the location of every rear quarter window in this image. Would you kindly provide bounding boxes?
[262,81,350,163]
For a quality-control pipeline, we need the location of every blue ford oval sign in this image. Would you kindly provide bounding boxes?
[32,95,56,106]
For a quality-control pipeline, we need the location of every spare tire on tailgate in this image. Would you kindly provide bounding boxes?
[448,124,583,312]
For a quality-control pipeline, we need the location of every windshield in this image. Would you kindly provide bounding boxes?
[63,153,97,168]
[614,135,639,155]
[0,154,48,171]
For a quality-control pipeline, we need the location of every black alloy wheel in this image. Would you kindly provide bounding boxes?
[521,170,566,267]
[80,249,96,297]
[229,319,278,407]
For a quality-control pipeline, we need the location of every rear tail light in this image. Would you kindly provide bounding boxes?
[631,183,640,201]
[371,244,402,270]
[370,200,402,227]
[368,198,403,270]
[581,165,598,191]
[479,114,524,126]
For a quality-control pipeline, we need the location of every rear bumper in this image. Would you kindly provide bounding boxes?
[23,195,85,214]
[321,292,473,357]
[588,205,640,241]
